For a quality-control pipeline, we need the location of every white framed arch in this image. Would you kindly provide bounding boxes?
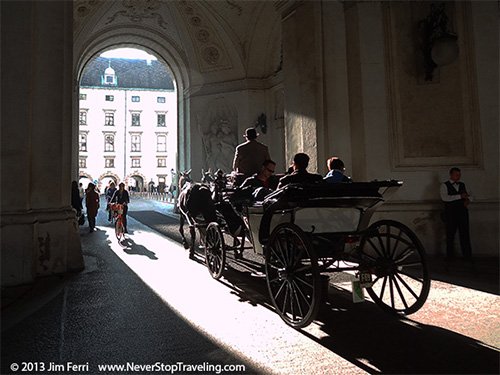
[125,172,147,192]
[73,27,193,183]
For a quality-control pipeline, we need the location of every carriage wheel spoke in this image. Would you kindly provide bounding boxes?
[378,276,388,301]
[288,285,296,320]
[367,238,385,258]
[267,263,284,273]
[295,275,313,290]
[275,238,289,266]
[291,280,307,316]
[268,276,281,284]
[392,275,409,309]
[273,280,287,301]
[285,235,295,266]
[278,236,290,266]
[395,273,420,300]
[216,254,222,270]
[389,276,395,309]
[394,246,414,263]
[287,237,296,266]
[362,252,378,262]
[281,282,289,315]
[399,270,424,284]
[375,232,388,256]
[389,229,403,258]
[398,261,423,268]
[292,246,305,268]
[385,225,391,256]
[294,263,312,274]
[270,245,286,268]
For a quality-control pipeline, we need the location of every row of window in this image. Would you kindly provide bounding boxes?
[79,111,166,127]
[79,93,166,103]
[79,157,167,169]
[79,133,167,153]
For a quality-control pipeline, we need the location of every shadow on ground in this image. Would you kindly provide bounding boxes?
[217,260,499,374]
[130,209,500,374]
[1,227,257,374]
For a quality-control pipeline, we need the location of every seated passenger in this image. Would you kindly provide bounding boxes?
[324,157,351,183]
[277,153,323,189]
[241,159,277,190]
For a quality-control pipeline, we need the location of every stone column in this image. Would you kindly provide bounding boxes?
[281,1,327,173]
[1,1,84,286]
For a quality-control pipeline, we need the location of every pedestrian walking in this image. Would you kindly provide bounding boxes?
[105,182,117,222]
[85,183,100,233]
[71,181,83,224]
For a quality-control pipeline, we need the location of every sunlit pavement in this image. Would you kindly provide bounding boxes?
[2,198,499,374]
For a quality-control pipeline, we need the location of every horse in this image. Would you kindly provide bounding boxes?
[177,169,218,258]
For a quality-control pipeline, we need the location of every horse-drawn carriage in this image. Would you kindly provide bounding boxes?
[179,174,430,328]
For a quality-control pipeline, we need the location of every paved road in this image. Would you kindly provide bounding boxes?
[2,198,499,374]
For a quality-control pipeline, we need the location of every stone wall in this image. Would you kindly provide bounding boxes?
[328,1,498,255]
[1,1,84,286]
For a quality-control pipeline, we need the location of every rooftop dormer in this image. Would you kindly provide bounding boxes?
[102,61,117,86]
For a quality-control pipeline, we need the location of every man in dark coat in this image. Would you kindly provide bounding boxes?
[85,183,100,233]
[233,127,271,178]
[278,153,323,189]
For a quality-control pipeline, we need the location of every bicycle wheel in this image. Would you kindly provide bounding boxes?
[115,218,125,241]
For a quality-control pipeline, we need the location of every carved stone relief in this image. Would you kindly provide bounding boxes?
[105,0,168,29]
[224,0,243,16]
[74,0,105,31]
[383,1,481,168]
[197,98,238,173]
[175,1,232,72]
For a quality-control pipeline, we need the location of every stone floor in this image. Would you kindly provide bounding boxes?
[1,197,499,374]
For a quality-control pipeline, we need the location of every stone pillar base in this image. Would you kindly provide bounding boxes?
[1,208,84,286]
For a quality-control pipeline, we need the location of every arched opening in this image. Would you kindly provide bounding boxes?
[78,172,94,190]
[77,45,180,196]
[128,174,144,193]
[99,172,120,192]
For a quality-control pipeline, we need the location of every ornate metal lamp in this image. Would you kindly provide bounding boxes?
[418,2,459,81]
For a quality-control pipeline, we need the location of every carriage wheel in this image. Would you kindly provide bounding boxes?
[265,223,321,328]
[204,222,226,280]
[358,220,430,315]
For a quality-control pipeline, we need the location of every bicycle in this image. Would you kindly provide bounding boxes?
[110,203,125,241]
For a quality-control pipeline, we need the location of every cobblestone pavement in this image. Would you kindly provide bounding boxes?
[1,198,498,374]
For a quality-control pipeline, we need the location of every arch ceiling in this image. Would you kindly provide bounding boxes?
[73,0,282,84]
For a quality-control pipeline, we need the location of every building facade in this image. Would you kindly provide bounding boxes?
[79,57,177,192]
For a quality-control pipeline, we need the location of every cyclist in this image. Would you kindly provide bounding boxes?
[111,183,130,233]
[105,182,117,222]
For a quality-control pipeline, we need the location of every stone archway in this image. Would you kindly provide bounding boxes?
[74,32,191,183]
[78,172,93,190]
[125,172,147,192]
[98,172,120,193]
